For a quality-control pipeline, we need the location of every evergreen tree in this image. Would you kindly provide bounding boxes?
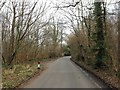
[94,1,106,68]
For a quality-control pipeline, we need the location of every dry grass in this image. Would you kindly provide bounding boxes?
[2,61,44,88]
[2,57,57,88]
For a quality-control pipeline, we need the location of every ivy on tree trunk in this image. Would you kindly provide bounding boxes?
[94,1,106,68]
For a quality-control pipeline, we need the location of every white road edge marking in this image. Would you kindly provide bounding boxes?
[80,67,102,88]
[70,60,102,88]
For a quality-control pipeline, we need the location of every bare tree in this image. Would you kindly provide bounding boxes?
[1,1,50,65]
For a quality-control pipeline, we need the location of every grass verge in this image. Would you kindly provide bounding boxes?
[2,58,55,88]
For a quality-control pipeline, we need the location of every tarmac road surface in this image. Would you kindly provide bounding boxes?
[23,56,109,88]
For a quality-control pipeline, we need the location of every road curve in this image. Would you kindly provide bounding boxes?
[23,56,108,88]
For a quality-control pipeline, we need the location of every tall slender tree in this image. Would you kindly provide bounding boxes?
[118,1,120,86]
[94,1,105,68]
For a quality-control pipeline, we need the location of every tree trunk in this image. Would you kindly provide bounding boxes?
[94,1,105,68]
[118,1,120,89]
[7,5,16,65]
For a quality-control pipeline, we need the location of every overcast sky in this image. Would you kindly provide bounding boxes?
[43,0,119,32]
[36,0,119,21]
[1,0,119,35]
[0,0,119,45]
[2,0,119,20]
